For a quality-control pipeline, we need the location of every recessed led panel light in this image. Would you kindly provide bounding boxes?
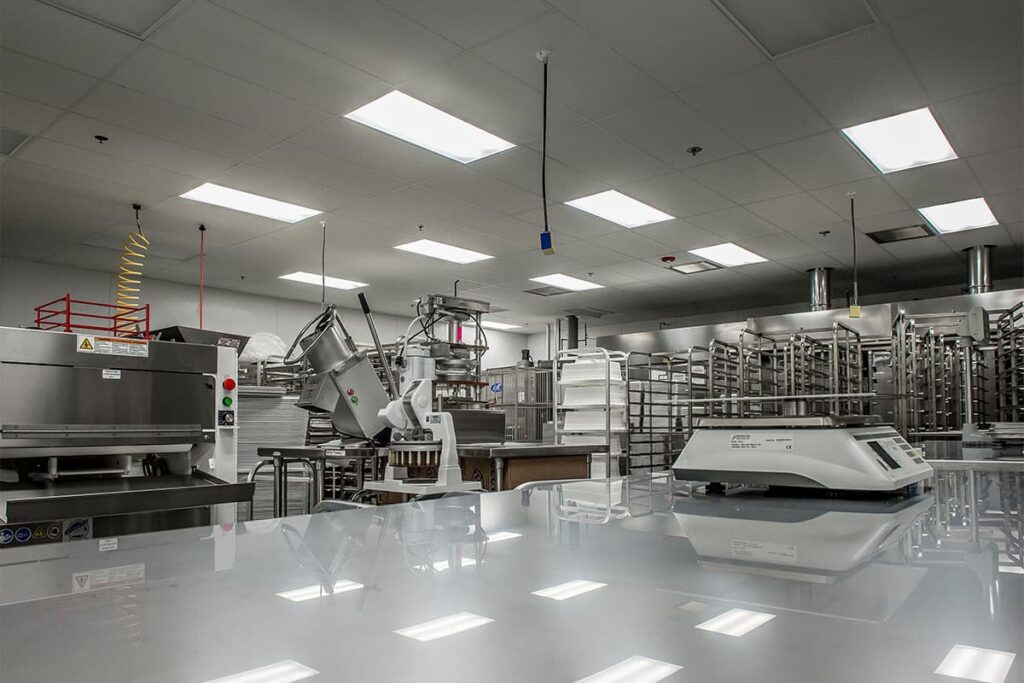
[531,579,607,601]
[345,91,515,164]
[280,271,368,290]
[672,261,721,274]
[576,656,682,683]
[275,580,364,602]
[866,224,936,244]
[180,183,321,223]
[688,243,767,267]
[565,190,674,228]
[529,274,604,292]
[486,531,522,542]
[918,198,999,234]
[935,644,1016,683]
[695,608,775,637]
[395,239,493,264]
[479,321,522,331]
[432,557,477,572]
[203,660,318,683]
[394,612,494,641]
[842,108,958,173]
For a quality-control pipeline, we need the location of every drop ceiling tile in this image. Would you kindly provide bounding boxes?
[548,0,765,91]
[0,93,61,134]
[776,26,927,128]
[688,206,783,241]
[292,116,461,183]
[967,148,1024,195]
[376,185,499,226]
[471,147,608,202]
[620,172,734,218]
[381,0,547,48]
[146,197,288,245]
[110,45,330,139]
[602,260,674,282]
[746,193,843,232]
[467,216,543,248]
[738,261,808,283]
[210,164,361,213]
[890,0,1022,101]
[2,177,129,224]
[43,113,236,178]
[539,124,672,187]
[420,166,539,216]
[631,219,725,250]
[737,233,819,260]
[884,160,982,208]
[515,204,624,240]
[988,189,1023,224]
[488,250,586,281]
[681,64,829,149]
[334,200,461,236]
[880,235,956,260]
[685,154,800,204]
[419,228,529,257]
[1,0,138,77]
[82,227,201,261]
[42,243,180,274]
[551,239,634,267]
[0,49,96,108]
[567,265,640,287]
[811,178,909,218]
[936,82,1024,158]
[249,143,406,198]
[216,0,461,84]
[599,95,746,170]
[1,157,169,208]
[74,83,278,162]
[399,52,586,146]
[149,0,390,114]
[776,251,842,272]
[473,11,667,120]
[17,137,198,196]
[590,231,671,258]
[756,132,876,191]
[872,0,952,21]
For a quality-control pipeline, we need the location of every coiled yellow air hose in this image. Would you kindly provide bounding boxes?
[114,204,149,336]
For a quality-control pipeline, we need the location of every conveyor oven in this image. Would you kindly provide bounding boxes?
[0,327,253,555]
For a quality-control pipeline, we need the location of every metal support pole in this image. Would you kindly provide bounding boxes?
[964,245,994,294]
[808,267,833,311]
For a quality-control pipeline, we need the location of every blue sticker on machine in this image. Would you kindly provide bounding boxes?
[490,382,503,393]
[14,527,31,543]
[0,529,13,545]
[64,518,91,540]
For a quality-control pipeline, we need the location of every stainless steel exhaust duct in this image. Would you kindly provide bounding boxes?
[566,314,580,350]
[808,267,832,311]
[964,245,994,294]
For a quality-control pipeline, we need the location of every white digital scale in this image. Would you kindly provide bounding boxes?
[673,415,933,492]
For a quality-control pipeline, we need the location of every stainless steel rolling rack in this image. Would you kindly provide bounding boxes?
[483,364,553,442]
[996,302,1024,423]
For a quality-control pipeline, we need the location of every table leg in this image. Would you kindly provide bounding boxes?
[272,455,284,518]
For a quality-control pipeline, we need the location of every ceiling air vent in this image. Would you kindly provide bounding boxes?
[672,261,721,274]
[525,286,568,297]
[0,128,29,156]
[867,224,937,244]
[565,307,614,318]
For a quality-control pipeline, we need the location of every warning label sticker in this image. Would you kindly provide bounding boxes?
[71,563,145,594]
[731,539,798,564]
[77,335,149,358]
[729,432,794,451]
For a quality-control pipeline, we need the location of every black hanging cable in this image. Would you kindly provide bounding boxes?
[320,220,327,307]
[848,192,859,309]
[537,50,554,254]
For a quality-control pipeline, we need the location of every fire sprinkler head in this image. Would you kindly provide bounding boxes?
[660,255,677,264]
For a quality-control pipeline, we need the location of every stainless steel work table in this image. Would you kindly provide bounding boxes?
[2,471,1021,683]
[457,442,606,491]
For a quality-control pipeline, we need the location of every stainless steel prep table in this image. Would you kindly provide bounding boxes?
[457,442,604,491]
[1,469,1021,683]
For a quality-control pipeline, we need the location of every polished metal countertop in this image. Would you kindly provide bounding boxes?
[256,442,602,460]
[1,471,1021,683]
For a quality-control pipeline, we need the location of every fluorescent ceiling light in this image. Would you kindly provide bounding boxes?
[695,608,775,637]
[576,656,682,683]
[394,612,493,641]
[487,531,522,542]
[530,274,604,292]
[180,183,321,223]
[532,579,607,601]
[466,320,522,331]
[935,645,1016,683]
[279,271,368,290]
[432,557,477,572]
[672,261,721,274]
[345,91,515,164]
[918,198,998,234]
[565,190,674,228]
[395,238,493,264]
[688,243,767,267]
[275,580,364,602]
[203,660,318,683]
[842,107,957,173]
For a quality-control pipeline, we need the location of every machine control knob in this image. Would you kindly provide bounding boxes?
[222,378,236,391]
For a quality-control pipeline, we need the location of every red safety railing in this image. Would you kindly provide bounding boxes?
[34,295,151,338]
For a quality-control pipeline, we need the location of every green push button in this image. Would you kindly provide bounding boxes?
[222,396,233,407]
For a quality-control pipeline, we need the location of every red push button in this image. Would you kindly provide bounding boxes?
[222,378,236,391]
